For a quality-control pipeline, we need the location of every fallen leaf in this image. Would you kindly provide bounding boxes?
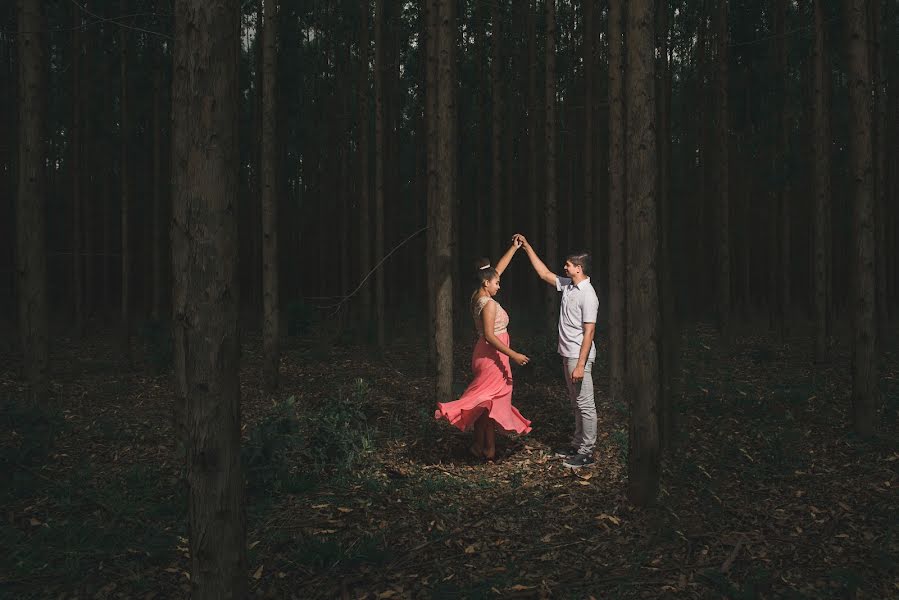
[252,564,263,580]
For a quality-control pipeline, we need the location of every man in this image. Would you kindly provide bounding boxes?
[513,234,599,468]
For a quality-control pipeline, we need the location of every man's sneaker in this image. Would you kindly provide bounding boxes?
[553,447,578,459]
[562,453,595,468]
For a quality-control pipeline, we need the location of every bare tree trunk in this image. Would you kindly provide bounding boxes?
[544,0,558,330]
[374,0,386,348]
[120,0,131,360]
[626,0,660,507]
[172,1,246,596]
[775,0,790,337]
[527,0,539,308]
[813,0,831,361]
[583,0,594,253]
[868,0,887,332]
[72,2,84,337]
[151,41,162,321]
[428,0,455,404]
[490,0,503,262]
[844,0,878,436]
[358,1,372,330]
[608,0,627,412]
[16,0,48,404]
[261,0,280,392]
[424,0,437,370]
[715,0,730,337]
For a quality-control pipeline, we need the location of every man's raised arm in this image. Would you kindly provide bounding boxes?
[512,234,558,286]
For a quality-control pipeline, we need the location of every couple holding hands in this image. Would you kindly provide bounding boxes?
[434,234,600,469]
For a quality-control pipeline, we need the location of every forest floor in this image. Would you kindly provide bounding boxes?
[1,319,898,599]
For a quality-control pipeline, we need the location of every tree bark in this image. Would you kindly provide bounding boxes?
[626,0,660,507]
[715,0,730,336]
[844,0,878,436]
[261,0,280,393]
[868,0,887,331]
[171,1,247,596]
[608,0,627,413]
[813,0,832,361]
[358,1,372,330]
[583,0,594,253]
[374,0,386,348]
[151,42,163,321]
[490,0,503,262]
[527,0,539,308]
[544,0,559,330]
[72,2,84,337]
[428,0,455,404]
[16,0,48,404]
[120,0,131,359]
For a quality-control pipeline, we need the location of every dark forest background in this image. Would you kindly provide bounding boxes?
[2,0,897,598]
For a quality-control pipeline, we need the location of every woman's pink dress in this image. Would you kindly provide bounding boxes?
[434,296,532,434]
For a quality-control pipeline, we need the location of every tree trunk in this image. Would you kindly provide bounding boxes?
[261,0,280,393]
[715,0,730,337]
[16,0,48,404]
[171,1,247,596]
[424,0,437,370]
[374,0,386,348]
[868,0,887,332]
[151,41,162,321]
[776,0,790,337]
[544,0,558,330]
[527,0,539,310]
[626,0,660,507]
[120,0,131,360]
[72,2,83,337]
[428,0,455,404]
[583,0,594,253]
[358,1,372,330]
[844,0,878,436]
[813,0,831,361]
[490,0,503,262]
[608,0,627,412]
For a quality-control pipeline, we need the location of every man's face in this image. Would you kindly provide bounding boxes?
[563,260,581,278]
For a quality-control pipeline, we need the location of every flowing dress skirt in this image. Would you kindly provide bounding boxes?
[434,333,532,434]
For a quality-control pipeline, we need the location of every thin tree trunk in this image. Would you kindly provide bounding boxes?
[374,0,386,348]
[813,0,831,361]
[608,0,627,412]
[16,0,48,404]
[715,0,730,336]
[868,0,887,332]
[172,1,246,596]
[358,2,372,331]
[626,0,660,507]
[424,0,437,369]
[120,0,131,359]
[776,0,790,336]
[151,42,162,321]
[527,0,539,309]
[72,2,83,337]
[429,0,455,404]
[490,0,503,262]
[261,0,280,392]
[544,0,558,330]
[844,0,878,436]
[583,0,594,252]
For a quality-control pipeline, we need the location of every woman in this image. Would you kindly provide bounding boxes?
[434,240,532,461]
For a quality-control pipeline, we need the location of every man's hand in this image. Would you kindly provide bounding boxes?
[512,233,528,248]
[571,364,585,384]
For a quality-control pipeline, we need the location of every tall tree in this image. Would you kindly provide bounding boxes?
[626,0,660,506]
[16,0,48,404]
[812,0,832,361]
[775,0,790,336]
[715,0,730,336]
[608,0,627,412]
[868,0,887,331]
[261,0,280,392]
[490,0,503,262]
[527,0,539,305]
[172,1,247,596]
[544,0,558,329]
[72,1,84,337]
[844,0,878,436]
[151,37,163,321]
[374,0,386,348]
[120,0,132,358]
[428,0,455,404]
[583,0,594,253]
[358,1,372,330]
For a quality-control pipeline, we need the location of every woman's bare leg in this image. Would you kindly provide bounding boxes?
[482,419,496,460]
[470,412,487,458]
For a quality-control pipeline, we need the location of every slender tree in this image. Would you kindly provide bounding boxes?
[151,39,163,321]
[374,0,386,348]
[608,0,627,412]
[16,0,48,404]
[120,0,131,358]
[544,0,558,329]
[72,2,84,337]
[261,0,280,392]
[844,0,878,436]
[172,1,247,596]
[626,0,660,506]
[715,0,730,336]
[490,0,503,262]
[428,0,455,404]
[812,0,832,361]
[868,0,887,331]
[583,0,594,253]
[358,1,372,329]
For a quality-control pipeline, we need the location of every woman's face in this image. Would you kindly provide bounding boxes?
[484,275,501,296]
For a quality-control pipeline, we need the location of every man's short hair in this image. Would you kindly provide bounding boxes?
[566,251,591,276]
